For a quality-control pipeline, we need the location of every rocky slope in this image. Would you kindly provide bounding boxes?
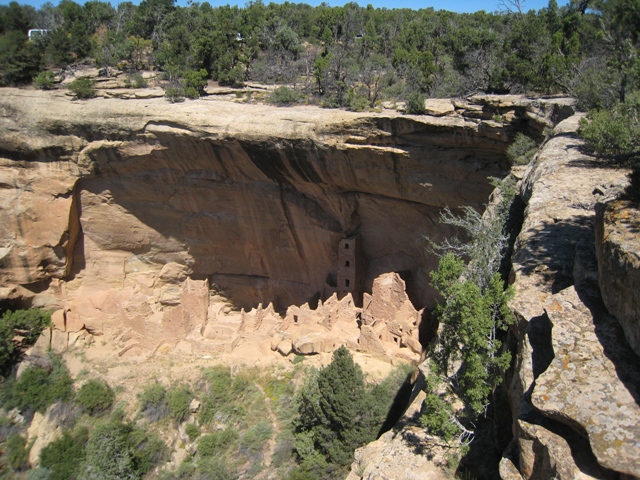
[346,113,640,479]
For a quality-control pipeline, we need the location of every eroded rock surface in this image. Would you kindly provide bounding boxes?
[595,194,640,357]
[0,89,567,350]
[506,114,640,479]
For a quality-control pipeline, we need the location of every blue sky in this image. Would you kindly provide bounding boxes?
[1,0,566,13]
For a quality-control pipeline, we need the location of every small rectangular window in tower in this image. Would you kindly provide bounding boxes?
[345,260,350,267]
[345,279,350,287]
[345,243,349,249]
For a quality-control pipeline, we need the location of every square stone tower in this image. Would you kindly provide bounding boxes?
[337,235,362,299]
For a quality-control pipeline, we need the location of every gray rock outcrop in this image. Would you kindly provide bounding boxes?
[506,114,640,479]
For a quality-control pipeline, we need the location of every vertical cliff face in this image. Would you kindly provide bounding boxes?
[0,90,568,333]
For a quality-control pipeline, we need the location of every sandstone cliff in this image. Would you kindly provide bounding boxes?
[0,89,567,349]
[6,89,638,478]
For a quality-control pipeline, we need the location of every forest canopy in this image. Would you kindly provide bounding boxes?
[0,0,637,110]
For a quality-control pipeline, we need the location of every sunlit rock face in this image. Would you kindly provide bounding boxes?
[0,89,567,337]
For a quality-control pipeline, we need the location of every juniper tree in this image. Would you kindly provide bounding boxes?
[422,177,515,445]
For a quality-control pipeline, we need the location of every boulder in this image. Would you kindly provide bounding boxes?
[51,309,65,331]
[270,333,283,351]
[423,99,455,117]
[27,405,63,467]
[532,287,640,477]
[277,338,293,356]
[292,333,325,355]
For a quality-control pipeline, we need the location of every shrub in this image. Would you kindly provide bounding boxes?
[81,421,166,480]
[164,86,185,103]
[579,93,640,159]
[405,91,426,114]
[6,433,29,471]
[33,71,56,90]
[75,379,115,415]
[347,91,369,112]
[240,420,272,456]
[269,86,300,106]
[10,355,73,413]
[182,69,208,99]
[185,423,200,442]
[167,386,191,423]
[506,133,537,165]
[67,76,96,99]
[26,467,52,480]
[198,429,238,458]
[129,72,147,89]
[0,308,51,372]
[40,428,88,480]
[138,383,169,422]
[217,64,245,88]
[195,457,235,480]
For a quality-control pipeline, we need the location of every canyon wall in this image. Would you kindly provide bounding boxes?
[0,90,566,341]
[3,89,639,478]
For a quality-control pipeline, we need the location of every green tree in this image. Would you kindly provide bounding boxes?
[0,31,42,86]
[294,346,369,467]
[594,0,640,103]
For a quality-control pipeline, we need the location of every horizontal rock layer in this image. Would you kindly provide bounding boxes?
[0,90,566,333]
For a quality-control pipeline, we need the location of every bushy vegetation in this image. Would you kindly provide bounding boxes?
[507,133,538,165]
[0,0,636,111]
[81,421,167,479]
[39,426,88,480]
[0,308,51,373]
[33,70,55,89]
[405,91,426,115]
[6,433,29,471]
[75,379,115,416]
[421,176,516,465]
[269,86,301,106]
[138,382,169,422]
[579,91,640,159]
[0,354,74,413]
[67,76,96,99]
[185,423,200,442]
[167,385,191,424]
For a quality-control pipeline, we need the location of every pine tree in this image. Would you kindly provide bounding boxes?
[294,346,372,468]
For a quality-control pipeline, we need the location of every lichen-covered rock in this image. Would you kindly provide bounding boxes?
[532,286,640,477]
[595,196,640,357]
[505,113,638,479]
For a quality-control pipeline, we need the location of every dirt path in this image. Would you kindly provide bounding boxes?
[254,383,279,478]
